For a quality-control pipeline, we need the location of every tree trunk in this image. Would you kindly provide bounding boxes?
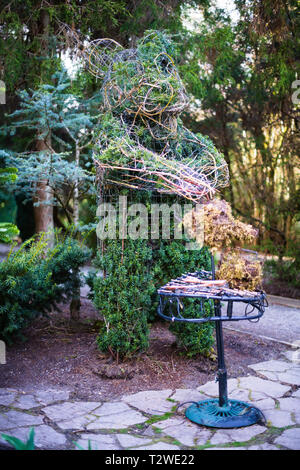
[34,136,54,248]
[70,144,81,321]
[70,289,81,322]
[33,9,54,248]
[73,143,80,226]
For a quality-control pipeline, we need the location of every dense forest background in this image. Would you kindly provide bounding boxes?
[0,0,299,256]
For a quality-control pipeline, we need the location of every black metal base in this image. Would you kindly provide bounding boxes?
[185,399,265,429]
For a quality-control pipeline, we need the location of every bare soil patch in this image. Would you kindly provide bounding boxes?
[0,298,287,401]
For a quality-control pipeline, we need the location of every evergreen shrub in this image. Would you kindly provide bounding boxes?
[168,298,214,357]
[0,235,91,343]
[93,239,215,359]
[93,239,153,360]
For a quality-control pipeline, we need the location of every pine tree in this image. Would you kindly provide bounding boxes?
[1,70,98,235]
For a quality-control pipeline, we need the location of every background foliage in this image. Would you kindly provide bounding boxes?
[1,0,298,255]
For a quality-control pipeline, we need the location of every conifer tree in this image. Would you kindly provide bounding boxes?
[1,70,98,237]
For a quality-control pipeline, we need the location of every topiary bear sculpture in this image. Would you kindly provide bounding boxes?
[76,29,229,202]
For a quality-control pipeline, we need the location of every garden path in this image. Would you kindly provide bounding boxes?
[0,350,299,450]
[222,297,300,347]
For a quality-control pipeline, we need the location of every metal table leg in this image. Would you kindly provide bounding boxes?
[215,300,228,408]
[185,300,266,428]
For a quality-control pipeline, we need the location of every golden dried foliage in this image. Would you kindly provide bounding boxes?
[203,199,258,251]
[183,199,258,250]
[183,199,262,290]
[216,251,263,291]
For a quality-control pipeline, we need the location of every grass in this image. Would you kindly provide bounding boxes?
[145,408,176,425]
[146,413,172,425]
[152,426,163,434]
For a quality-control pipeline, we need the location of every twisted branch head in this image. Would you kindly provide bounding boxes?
[63,27,229,201]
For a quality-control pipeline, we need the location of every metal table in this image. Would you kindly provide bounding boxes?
[157,257,268,428]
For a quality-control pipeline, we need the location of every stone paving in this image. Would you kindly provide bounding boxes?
[0,351,299,451]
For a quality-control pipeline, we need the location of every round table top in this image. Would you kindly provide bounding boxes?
[157,272,266,303]
[157,272,268,323]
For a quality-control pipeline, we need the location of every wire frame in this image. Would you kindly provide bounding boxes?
[62,26,229,203]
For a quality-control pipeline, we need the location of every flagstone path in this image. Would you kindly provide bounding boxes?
[0,349,299,451]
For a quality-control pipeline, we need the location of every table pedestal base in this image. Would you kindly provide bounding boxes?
[158,255,268,429]
[185,399,265,428]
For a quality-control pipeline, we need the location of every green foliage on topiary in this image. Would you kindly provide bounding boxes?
[92,238,214,358]
[169,299,214,358]
[148,240,210,318]
[152,242,215,357]
[92,30,228,202]
[0,234,91,343]
[93,239,153,360]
